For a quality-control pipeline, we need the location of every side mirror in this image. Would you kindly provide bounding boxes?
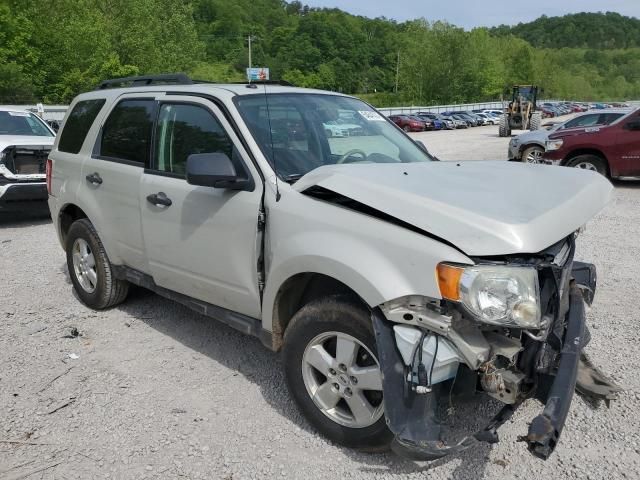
[415,140,440,161]
[186,152,250,190]
[415,140,429,153]
[624,119,640,131]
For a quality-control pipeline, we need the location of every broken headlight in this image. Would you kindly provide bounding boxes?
[437,264,541,328]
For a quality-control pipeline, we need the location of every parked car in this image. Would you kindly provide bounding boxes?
[475,113,498,125]
[0,107,55,213]
[543,106,640,176]
[323,119,365,138]
[449,111,482,126]
[441,115,467,129]
[48,74,619,462]
[448,114,472,127]
[468,112,487,125]
[415,112,447,130]
[409,115,435,131]
[509,110,630,163]
[540,107,555,118]
[389,114,425,132]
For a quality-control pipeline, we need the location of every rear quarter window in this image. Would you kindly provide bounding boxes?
[58,99,106,154]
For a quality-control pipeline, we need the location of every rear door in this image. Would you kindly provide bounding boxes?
[139,95,263,318]
[80,95,155,272]
[611,112,640,176]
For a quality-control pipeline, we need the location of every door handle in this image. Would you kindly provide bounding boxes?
[146,192,172,207]
[85,172,103,185]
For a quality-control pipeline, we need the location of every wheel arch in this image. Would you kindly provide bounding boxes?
[58,203,89,250]
[563,148,611,175]
[268,271,374,351]
[519,142,545,155]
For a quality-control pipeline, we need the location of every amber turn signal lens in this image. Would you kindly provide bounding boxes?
[436,263,464,301]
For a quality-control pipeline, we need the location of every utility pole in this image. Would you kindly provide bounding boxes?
[395,51,400,94]
[248,35,253,69]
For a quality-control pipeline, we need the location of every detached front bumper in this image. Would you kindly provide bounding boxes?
[525,281,585,458]
[372,262,621,461]
[0,182,48,211]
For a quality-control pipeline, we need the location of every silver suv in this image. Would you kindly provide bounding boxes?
[48,74,620,461]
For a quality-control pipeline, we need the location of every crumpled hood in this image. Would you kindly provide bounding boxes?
[293,161,613,256]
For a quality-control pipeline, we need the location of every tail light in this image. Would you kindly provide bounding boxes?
[46,158,53,195]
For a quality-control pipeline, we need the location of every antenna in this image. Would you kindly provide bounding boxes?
[263,83,281,202]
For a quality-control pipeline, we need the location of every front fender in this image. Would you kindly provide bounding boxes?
[261,214,473,331]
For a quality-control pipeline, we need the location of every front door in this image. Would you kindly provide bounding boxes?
[140,95,263,318]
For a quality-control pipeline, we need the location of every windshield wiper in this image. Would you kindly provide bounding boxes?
[282,173,305,184]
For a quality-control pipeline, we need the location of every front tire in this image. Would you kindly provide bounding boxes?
[499,114,511,137]
[522,145,544,164]
[567,154,608,176]
[66,219,129,309]
[282,296,391,451]
[530,112,542,131]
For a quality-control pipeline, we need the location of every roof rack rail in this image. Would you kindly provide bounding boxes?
[236,80,294,87]
[95,73,194,90]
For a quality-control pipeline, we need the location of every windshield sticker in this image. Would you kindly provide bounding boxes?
[8,111,30,117]
[358,110,385,122]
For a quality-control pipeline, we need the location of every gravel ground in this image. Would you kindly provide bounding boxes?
[1,124,639,479]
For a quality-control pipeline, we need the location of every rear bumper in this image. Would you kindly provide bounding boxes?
[0,182,49,211]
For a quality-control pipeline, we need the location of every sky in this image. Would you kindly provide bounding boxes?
[302,0,640,29]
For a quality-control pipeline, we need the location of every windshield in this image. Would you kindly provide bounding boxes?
[0,111,54,137]
[234,93,433,180]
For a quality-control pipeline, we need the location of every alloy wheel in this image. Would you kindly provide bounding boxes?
[301,331,384,428]
[72,238,97,293]
[574,161,598,171]
[525,148,544,163]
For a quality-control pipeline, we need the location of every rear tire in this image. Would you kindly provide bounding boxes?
[567,155,608,177]
[530,112,542,131]
[403,125,411,132]
[66,219,129,309]
[282,296,392,451]
[498,114,511,137]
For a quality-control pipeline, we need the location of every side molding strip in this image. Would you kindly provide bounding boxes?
[112,265,274,349]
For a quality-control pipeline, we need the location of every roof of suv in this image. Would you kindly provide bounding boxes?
[72,82,351,104]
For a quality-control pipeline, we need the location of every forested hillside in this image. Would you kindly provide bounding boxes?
[490,12,640,49]
[1,1,639,106]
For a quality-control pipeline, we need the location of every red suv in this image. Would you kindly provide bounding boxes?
[543,108,640,177]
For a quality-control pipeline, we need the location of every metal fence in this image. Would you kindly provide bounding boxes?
[376,99,573,116]
[377,101,508,116]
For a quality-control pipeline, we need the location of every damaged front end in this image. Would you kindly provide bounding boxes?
[372,234,621,461]
[0,145,50,210]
